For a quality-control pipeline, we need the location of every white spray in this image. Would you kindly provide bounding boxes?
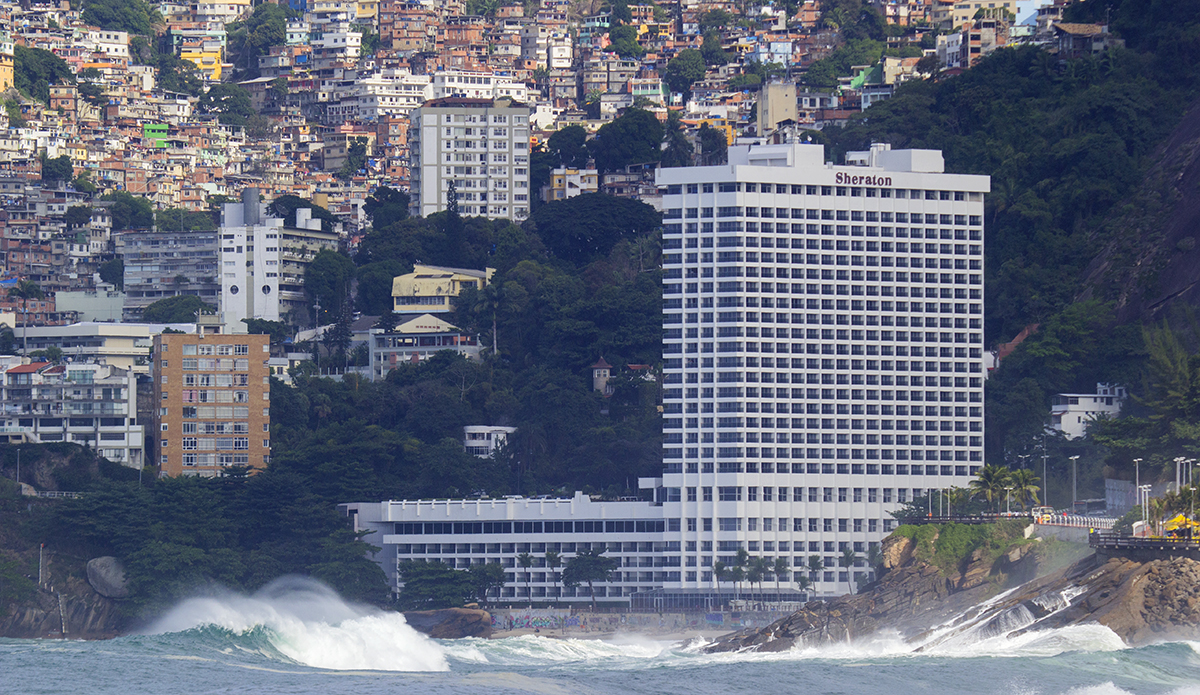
[144,576,448,672]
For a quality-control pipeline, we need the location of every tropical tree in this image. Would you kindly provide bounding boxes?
[713,560,728,603]
[729,564,745,601]
[561,547,618,610]
[544,549,561,601]
[747,556,771,599]
[516,551,534,605]
[839,546,860,594]
[1009,468,1042,510]
[772,556,791,597]
[969,464,1014,511]
[467,563,507,605]
[8,280,43,354]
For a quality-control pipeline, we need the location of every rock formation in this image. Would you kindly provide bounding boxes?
[402,607,493,638]
[705,530,1200,653]
[86,556,130,599]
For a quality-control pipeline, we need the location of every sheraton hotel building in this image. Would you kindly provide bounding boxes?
[344,142,990,608]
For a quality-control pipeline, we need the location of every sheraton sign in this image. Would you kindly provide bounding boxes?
[835,172,893,186]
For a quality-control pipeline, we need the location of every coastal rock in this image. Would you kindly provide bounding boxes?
[707,548,1200,653]
[881,534,915,571]
[86,557,130,599]
[402,607,493,639]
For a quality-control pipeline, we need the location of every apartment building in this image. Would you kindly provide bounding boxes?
[367,314,482,380]
[408,98,532,220]
[342,493,674,602]
[218,190,340,328]
[153,330,271,477]
[391,264,492,313]
[0,360,145,468]
[653,141,988,596]
[117,229,221,321]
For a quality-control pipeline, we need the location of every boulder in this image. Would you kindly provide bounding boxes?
[85,557,129,599]
[881,534,915,570]
[402,607,493,639]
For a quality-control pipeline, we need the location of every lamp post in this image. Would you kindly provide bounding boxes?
[1133,458,1142,499]
[1042,434,1049,509]
[1069,455,1080,509]
[1005,486,1013,515]
[1174,456,1184,493]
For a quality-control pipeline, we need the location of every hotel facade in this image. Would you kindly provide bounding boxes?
[346,142,989,605]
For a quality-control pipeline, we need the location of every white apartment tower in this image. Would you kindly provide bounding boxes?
[654,142,989,596]
[408,98,532,221]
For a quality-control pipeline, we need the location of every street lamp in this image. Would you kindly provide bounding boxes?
[1005,486,1013,515]
[1133,458,1142,498]
[1072,454,1084,508]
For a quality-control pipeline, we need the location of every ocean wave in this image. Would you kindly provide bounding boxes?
[141,577,447,672]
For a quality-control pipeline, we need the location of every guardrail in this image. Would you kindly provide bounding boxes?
[1090,532,1200,550]
[1039,515,1116,530]
[34,491,84,499]
[898,514,1033,526]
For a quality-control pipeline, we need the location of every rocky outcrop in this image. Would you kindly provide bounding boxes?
[1,586,125,639]
[402,607,493,639]
[86,557,129,599]
[706,531,1059,654]
[706,541,1200,653]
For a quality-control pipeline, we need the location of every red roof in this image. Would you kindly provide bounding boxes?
[591,357,612,369]
[7,362,50,374]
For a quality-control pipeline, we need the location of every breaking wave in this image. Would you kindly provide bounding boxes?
[142,576,447,672]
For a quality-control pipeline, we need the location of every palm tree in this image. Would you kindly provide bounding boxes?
[544,549,561,601]
[969,464,1013,512]
[746,556,769,601]
[713,560,729,605]
[8,280,43,355]
[730,565,745,601]
[517,552,534,606]
[772,556,790,599]
[1009,468,1042,511]
[839,547,859,594]
[807,554,823,586]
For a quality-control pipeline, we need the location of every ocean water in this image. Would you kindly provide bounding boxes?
[5,578,1200,695]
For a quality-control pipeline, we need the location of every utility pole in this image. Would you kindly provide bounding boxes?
[1133,458,1142,500]
[1069,455,1080,509]
[15,448,19,488]
[1042,433,1049,509]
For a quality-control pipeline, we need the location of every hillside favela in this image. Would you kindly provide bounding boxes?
[5,0,1200,692]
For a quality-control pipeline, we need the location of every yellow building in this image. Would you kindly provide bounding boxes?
[542,167,598,203]
[392,265,494,314]
[180,47,223,80]
[0,52,13,92]
[356,0,379,21]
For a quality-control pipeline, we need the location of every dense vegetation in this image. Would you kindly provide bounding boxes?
[813,0,1200,485]
[271,193,664,500]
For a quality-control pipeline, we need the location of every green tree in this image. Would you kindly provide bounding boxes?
[142,294,215,323]
[337,138,368,180]
[268,195,338,233]
[523,193,661,266]
[701,31,729,66]
[663,48,705,97]
[397,560,478,609]
[40,155,74,183]
[242,318,290,344]
[773,556,791,596]
[517,551,534,604]
[546,125,590,168]
[228,3,289,78]
[467,562,506,605]
[101,191,154,230]
[561,547,618,610]
[607,24,644,59]
[969,464,1013,511]
[355,260,410,315]
[8,280,43,354]
[1009,468,1041,510]
[14,46,74,104]
[699,123,728,165]
[81,0,162,35]
[363,186,410,230]
[305,250,356,324]
[64,205,92,228]
[699,9,733,34]
[588,108,664,173]
[99,258,124,290]
[156,207,217,231]
[198,83,256,126]
[544,549,561,600]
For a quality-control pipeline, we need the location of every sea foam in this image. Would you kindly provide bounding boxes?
[144,576,447,672]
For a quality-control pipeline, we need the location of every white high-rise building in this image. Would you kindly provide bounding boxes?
[343,142,990,608]
[408,98,532,221]
[653,142,989,596]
